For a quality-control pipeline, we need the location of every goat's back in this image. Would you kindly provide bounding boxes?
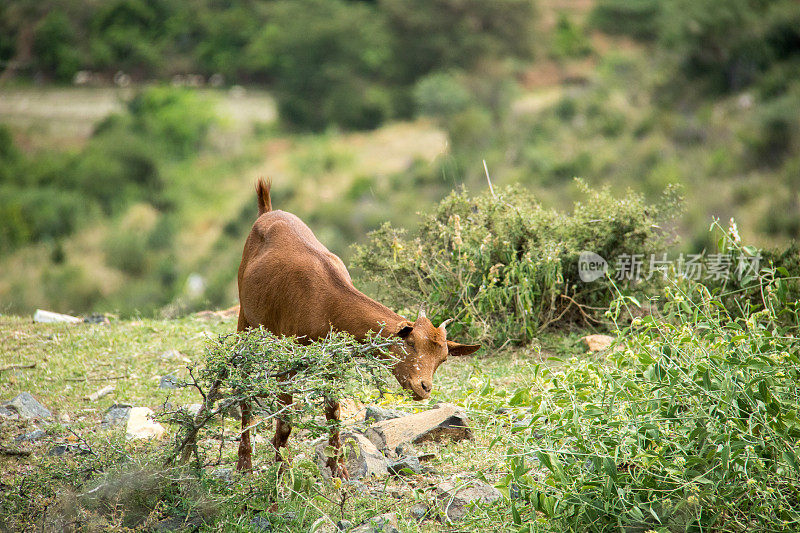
[237,210,352,339]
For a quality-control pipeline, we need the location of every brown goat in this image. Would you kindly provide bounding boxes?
[235,179,480,475]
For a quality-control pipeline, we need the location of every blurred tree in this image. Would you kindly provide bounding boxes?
[660,0,768,92]
[88,0,177,75]
[379,0,537,83]
[255,0,395,130]
[589,0,661,41]
[33,10,81,81]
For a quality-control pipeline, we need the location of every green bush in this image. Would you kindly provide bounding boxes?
[127,86,216,157]
[589,0,661,41]
[504,281,800,531]
[381,0,537,83]
[550,13,592,60]
[258,0,395,131]
[352,183,681,346]
[33,10,81,81]
[413,72,472,119]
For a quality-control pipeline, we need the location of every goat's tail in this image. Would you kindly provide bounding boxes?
[256,178,272,215]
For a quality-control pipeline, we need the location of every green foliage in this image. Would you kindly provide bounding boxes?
[127,86,216,157]
[257,0,394,130]
[170,329,398,465]
[550,13,592,60]
[589,0,661,41]
[504,278,800,531]
[380,0,537,84]
[352,184,681,346]
[33,10,81,81]
[413,72,472,119]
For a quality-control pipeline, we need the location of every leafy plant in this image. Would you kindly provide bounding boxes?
[352,183,681,346]
[503,275,800,531]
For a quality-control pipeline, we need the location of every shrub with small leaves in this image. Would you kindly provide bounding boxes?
[352,182,681,346]
[502,275,800,532]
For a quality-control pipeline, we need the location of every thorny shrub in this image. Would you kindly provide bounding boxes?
[352,182,681,347]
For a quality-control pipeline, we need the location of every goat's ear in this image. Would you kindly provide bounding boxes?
[395,320,414,339]
[447,341,481,356]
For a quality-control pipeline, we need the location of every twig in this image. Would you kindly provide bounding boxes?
[483,159,496,198]
[560,293,602,325]
[0,363,35,373]
[67,427,96,456]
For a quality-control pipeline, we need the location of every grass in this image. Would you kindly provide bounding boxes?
[0,312,595,530]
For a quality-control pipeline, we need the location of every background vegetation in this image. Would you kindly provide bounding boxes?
[1,1,800,530]
[2,0,798,319]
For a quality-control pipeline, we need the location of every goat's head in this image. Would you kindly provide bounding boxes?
[388,308,480,400]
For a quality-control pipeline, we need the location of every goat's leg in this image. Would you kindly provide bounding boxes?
[272,392,293,465]
[236,399,253,471]
[324,397,349,479]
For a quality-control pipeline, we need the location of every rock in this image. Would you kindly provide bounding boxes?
[388,455,422,476]
[316,431,388,479]
[581,334,614,352]
[339,398,365,423]
[249,515,272,532]
[434,478,501,521]
[364,405,407,423]
[351,513,399,533]
[5,392,52,419]
[365,403,472,455]
[83,314,110,325]
[0,405,18,419]
[336,519,353,531]
[183,403,203,417]
[210,467,233,482]
[33,309,82,324]
[47,443,91,456]
[84,385,115,402]
[15,429,46,442]
[101,403,132,428]
[126,407,165,440]
[151,514,203,532]
[159,375,180,389]
[409,503,431,521]
[512,417,533,431]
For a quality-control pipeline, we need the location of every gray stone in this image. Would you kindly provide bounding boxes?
[0,405,18,419]
[364,405,407,423]
[83,314,109,324]
[183,403,203,417]
[249,515,272,532]
[15,429,46,442]
[5,392,52,419]
[409,503,431,521]
[315,431,388,479]
[434,478,501,521]
[47,443,91,456]
[101,403,132,428]
[351,513,399,533]
[151,513,203,532]
[365,403,472,455]
[159,374,180,389]
[512,417,533,431]
[388,455,422,476]
[210,467,233,482]
[336,519,354,531]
